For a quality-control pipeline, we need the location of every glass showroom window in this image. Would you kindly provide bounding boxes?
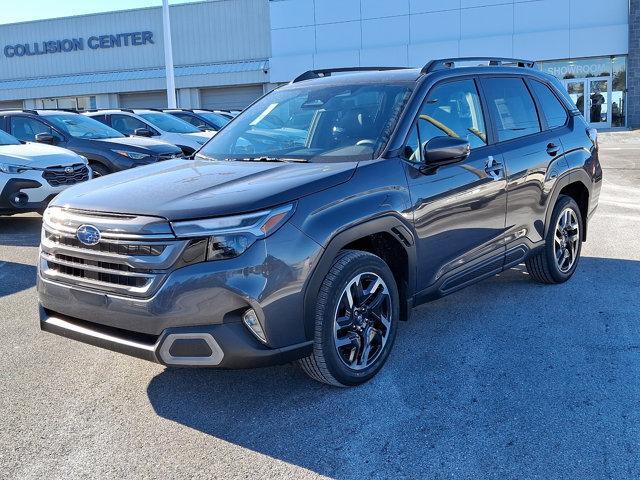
[36,96,97,111]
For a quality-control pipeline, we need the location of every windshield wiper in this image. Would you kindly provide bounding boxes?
[237,156,308,163]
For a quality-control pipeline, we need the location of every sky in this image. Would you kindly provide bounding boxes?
[0,0,199,25]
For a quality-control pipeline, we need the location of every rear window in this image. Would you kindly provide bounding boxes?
[529,80,568,129]
[482,77,541,142]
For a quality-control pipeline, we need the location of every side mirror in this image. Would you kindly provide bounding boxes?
[423,136,470,166]
[133,128,153,137]
[35,133,56,145]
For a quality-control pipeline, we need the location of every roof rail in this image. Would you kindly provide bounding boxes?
[0,109,39,115]
[421,57,535,74]
[292,66,408,83]
[53,108,79,113]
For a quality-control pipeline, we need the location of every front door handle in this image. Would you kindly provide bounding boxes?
[484,155,503,180]
[546,143,559,156]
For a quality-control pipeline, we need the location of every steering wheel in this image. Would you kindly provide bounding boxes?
[356,139,376,147]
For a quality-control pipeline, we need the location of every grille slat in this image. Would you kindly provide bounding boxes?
[43,164,90,187]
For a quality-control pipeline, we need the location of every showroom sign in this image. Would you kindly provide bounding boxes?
[3,31,154,58]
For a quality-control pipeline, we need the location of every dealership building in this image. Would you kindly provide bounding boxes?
[0,0,638,129]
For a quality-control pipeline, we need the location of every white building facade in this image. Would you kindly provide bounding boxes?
[270,0,632,129]
[0,0,636,129]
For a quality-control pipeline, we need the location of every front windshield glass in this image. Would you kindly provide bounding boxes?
[197,82,412,162]
[46,114,124,139]
[139,112,200,133]
[199,112,230,129]
[0,129,20,146]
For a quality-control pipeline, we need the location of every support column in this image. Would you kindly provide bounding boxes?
[628,0,640,128]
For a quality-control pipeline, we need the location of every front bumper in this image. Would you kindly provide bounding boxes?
[39,306,312,368]
[0,178,56,214]
[38,222,323,368]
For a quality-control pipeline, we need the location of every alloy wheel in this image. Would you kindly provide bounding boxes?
[554,207,580,273]
[333,272,392,370]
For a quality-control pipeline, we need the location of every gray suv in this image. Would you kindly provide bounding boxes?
[38,58,602,386]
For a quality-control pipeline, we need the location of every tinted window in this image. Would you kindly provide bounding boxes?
[418,79,487,150]
[110,114,149,136]
[529,80,568,129]
[10,117,61,142]
[482,78,540,142]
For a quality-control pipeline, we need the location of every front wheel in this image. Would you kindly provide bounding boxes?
[297,250,399,386]
[525,195,583,284]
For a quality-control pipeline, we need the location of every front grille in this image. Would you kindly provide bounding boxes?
[44,230,166,256]
[40,208,188,297]
[46,254,149,289]
[43,164,90,186]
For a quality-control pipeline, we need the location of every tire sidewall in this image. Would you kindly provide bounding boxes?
[544,196,583,282]
[317,252,400,386]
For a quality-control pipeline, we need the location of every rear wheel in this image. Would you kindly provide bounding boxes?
[297,250,399,386]
[89,163,110,178]
[525,195,583,284]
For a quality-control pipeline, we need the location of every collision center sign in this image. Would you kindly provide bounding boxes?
[3,31,154,58]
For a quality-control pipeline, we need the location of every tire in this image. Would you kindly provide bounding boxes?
[525,195,583,284]
[90,163,110,178]
[297,250,400,387]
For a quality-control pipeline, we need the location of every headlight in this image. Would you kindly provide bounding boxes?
[172,204,294,261]
[0,163,30,174]
[111,150,150,160]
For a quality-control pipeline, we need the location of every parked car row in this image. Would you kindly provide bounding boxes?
[0,107,236,215]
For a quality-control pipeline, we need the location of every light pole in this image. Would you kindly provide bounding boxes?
[162,0,177,108]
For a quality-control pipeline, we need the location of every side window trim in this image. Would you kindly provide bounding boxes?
[478,75,544,146]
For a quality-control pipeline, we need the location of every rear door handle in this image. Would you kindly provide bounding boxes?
[484,155,504,180]
[546,143,559,156]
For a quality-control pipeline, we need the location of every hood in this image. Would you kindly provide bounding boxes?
[52,158,357,220]
[0,142,83,168]
[187,131,216,142]
[88,136,182,154]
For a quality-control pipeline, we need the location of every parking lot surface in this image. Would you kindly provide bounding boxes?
[1,133,639,480]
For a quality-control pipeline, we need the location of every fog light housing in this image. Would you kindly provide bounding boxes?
[243,308,267,344]
[11,192,28,206]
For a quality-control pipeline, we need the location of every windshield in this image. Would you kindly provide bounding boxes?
[198,112,230,129]
[46,114,124,139]
[197,82,412,162]
[0,129,20,146]
[139,112,200,133]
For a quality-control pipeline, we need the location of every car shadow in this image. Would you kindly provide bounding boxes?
[147,256,640,479]
[0,214,42,247]
[0,261,38,297]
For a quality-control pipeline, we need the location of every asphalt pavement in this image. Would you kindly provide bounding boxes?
[1,132,639,479]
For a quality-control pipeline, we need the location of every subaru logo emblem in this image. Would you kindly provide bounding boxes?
[64,166,74,174]
[76,224,101,246]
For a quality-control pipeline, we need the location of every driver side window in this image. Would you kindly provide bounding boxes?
[405,79,487,161]
[111,114,149,136]
[10,116,60,142]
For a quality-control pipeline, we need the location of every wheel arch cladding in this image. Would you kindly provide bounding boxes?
[302,216,416,341]
[558,181,589,240]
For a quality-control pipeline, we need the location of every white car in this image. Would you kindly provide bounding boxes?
[85,109,215,155]
[0,129,90,215]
